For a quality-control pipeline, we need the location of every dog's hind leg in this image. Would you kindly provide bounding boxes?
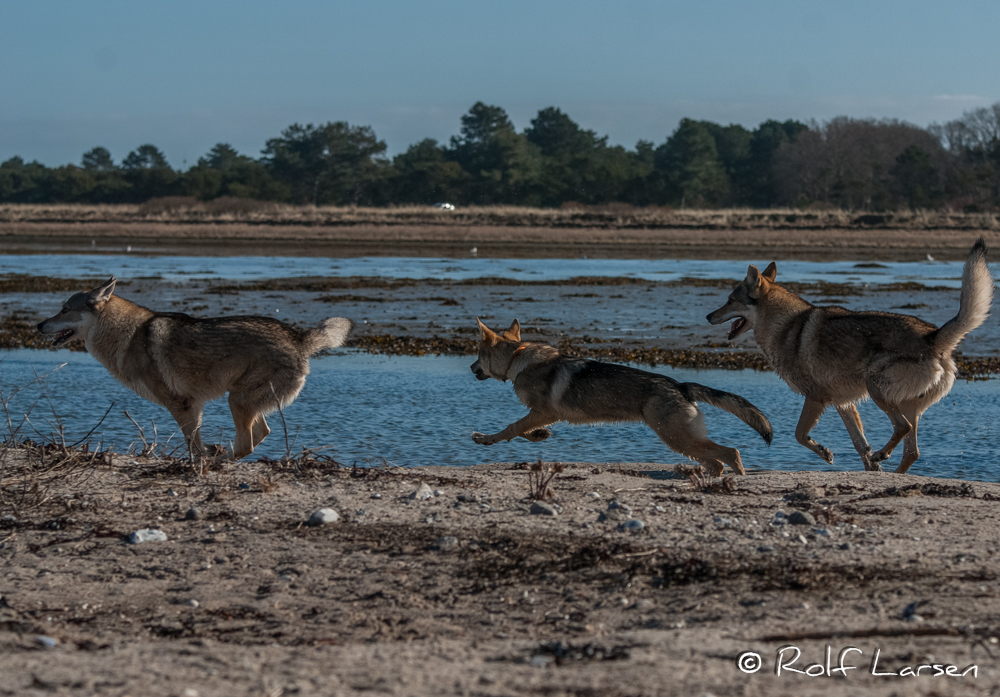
[647,408,744,475]
[228,397,258,460]
[835,404,877,470]
[795,398,834,464]
[472,410,555,445]
[866,385,912,466]
[683,441,743,477]
[895,404,924,474]
[251,415,271,448]
[167,399,205,457]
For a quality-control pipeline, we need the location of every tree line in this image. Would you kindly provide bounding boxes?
[2,102,998,211]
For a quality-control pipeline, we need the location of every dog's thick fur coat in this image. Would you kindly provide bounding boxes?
[707,238,993,473]
[37,278,353,459]
[470,319,772,475]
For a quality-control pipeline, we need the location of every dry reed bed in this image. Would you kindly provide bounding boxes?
[2,201,999,230]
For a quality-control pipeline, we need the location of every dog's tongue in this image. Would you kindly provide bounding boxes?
[728,317,746,340]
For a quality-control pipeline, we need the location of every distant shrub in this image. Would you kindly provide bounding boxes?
[205,197,279,215]
[138,196,201,214]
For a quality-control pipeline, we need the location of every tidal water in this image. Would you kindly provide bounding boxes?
[0,253,974,287]
[1,349,996,481]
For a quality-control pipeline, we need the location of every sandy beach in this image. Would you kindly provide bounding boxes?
[1,450,998,696]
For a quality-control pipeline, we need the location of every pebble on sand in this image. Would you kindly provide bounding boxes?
[619,519,645,533]
[788,511,817,526]
[530,501,558,516]
[410,483,435,501]
[128,529,168,544]
[308,508,340,526]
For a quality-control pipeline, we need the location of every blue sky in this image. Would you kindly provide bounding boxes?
[2,0,998,168]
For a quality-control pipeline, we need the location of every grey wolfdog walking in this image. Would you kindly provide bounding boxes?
[37,277,353,460]
[470,319,772,475]
[707,238,993,474]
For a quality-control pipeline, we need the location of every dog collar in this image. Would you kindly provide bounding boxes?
[502,346,526,382]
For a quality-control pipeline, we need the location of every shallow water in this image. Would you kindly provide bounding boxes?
[1,349,996,481]
[0,253,974,287]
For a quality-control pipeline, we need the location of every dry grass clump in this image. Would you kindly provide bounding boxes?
[527,459,564,501]
[0,439,110,515]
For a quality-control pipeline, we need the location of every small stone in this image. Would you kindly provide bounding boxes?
[0,515,16,523]
[186,599,200,608]
[410,483,434,500]
[608,500,632,512]
[433,489,444,497]
[714,517,733,528]
[166,489,178,497]
[788,511,816,526]
[906,614,924,623]
[586,492,601,499]
[238,482,251,490]
[530,501,558,516]
[632,598,655,611]
[307,508,339,526]
[432,536,459,552]
[370,493,382,499]
[128,529,168,544]
[771,511,788,525]
[797,534,808,545]
[757,545,775,553]
[184,507,202,521]
[619,519,645,533]
[838,543,852,551]
[34,635,58,649]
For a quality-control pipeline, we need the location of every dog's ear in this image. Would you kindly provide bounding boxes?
[762,262,777,283]
[476,317,498,343]
[502,319,521,341]
[88,276,117,305]
[745,265,761,287]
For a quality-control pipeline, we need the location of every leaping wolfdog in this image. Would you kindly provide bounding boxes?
[470,319,772,475]
[37,277,353,460]
[707,238,992,474]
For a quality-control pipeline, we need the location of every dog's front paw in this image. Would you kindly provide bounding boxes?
[471,432,495,446]
[523,428,552,442]
[819,447,834,464]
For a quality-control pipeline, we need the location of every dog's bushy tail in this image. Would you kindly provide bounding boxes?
[933,237,993,355]
[682,383,773,446]
[302,317,353,355]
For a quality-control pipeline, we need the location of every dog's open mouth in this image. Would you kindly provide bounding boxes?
[728,317,747,340]
[51,329,75,346]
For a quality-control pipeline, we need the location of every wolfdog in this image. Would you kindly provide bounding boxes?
[37,277,353,459]
[707,238,992,473]
[469,319,772,475]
